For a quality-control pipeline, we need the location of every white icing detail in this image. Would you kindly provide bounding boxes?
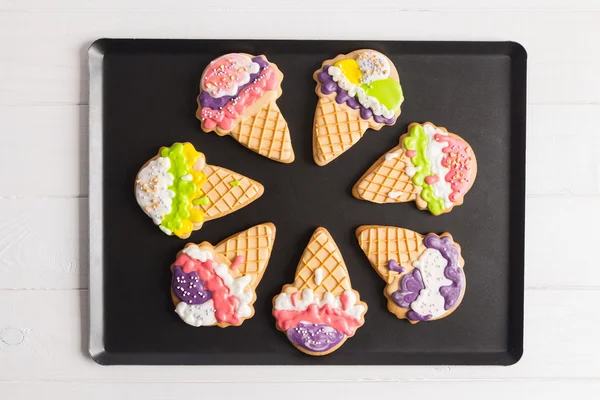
[175,300,217,327]
[388,191,403,199]
[214,263,253,318]
[385,152,399,161]
[422,123,454,208]
[182,245,213,262]
[409,248,453,319]
[405,165,422,177]
[181,174,193,181]
[327,66,395,119]
[135,157,175,225]
[314,268,324,285]
[273,288,366,320]
[356,51,391,84]
[159,225,172,235]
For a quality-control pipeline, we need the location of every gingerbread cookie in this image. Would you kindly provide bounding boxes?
[353,122,477,215]
[171,223,276,327]
[356,225,465,323]
[135,142,264,238]
[273,227,367,356]
[196,53,294,163]
[313,49,404,166]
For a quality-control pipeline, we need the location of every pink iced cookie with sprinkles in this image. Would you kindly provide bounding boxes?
[196,53,295,163]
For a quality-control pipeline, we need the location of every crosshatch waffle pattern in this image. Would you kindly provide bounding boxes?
[230,101,294,163]
[293,228,352,297]
[199,165,263,220]
[355,149,420,203]
[215,223,275,284]
[314,96,370,165]
[357,226,424,282]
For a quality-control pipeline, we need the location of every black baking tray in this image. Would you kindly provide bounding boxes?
[88,39,526,365]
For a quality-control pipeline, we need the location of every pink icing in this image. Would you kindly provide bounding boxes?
[176,253,241,325]
[230,255,245,270]
[435,134,474,203]
[405,150,417,158]
[273,303,363,336]
[201,54,258,98]
[200,65,277,131]
[290,291,299,307]
[425,175,439,185]
[340,293,351,311]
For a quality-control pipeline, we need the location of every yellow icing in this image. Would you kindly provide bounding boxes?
[160,143,207,238]
[334,59,363,85]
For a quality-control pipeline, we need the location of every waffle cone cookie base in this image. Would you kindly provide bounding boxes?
[196,53,295,163]
[134,143,264,239]
[197,164,264,222]
[229,100,294,163]
[313,96,370,166]
[313,49,404,166]
[356,225,466,324]
[272,227,367,356]
[353,122,477,215]
[170,223,276,328]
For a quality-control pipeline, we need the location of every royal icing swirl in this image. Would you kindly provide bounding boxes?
[135,143,207,237]
[198,55,277,132]
[273,288,365,336]
[286,322,345,353]
[172,245,253,326]
[402,123,474,215]
[390,234,464,322]
[200,54,260,98]
[317,50,403,125]
[327,66,395,119]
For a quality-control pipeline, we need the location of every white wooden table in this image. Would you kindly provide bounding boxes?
[1,1,599,398]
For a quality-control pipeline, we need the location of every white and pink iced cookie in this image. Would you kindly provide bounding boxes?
[272,227,367,356]
[196,53,294,163]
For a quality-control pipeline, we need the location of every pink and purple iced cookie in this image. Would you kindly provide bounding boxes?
[196,53,294,163]
[356,225,465,323]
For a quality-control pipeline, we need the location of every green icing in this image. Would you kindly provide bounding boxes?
[159,143,196,233]
[229,180,240,187]
[361,78,403,111]
[402,124,446,215]
[193,196,210,206]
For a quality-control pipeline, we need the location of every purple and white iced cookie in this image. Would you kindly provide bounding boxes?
[356,225,466,323]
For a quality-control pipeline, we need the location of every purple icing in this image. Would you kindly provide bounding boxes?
[387,259,405,273]
[198,56,270,109]
[423,234,464,310]
[407,311,432,321]
[317,65,396,125]
[287,322,345,353]
[389,234,464,322]
[171,265,212,305]
[391,268,424,308]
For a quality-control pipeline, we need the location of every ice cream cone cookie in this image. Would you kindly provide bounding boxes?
[313,50,404,166]
[353,122,477,215]
[135,142,264,239]
[272,227,367,356]
[196,53,294,164]
[170,223,276,327]
[356,225,465,324]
